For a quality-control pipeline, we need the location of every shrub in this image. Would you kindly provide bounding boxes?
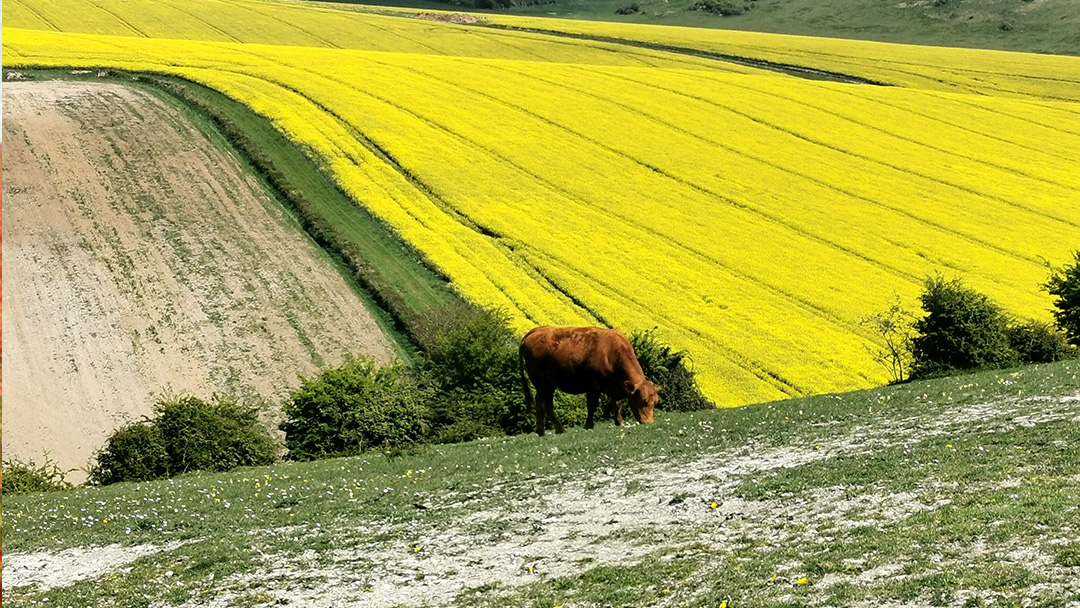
[2,455,73,495]
[419,302,533,439]
[1045,251,1080,347]
[88,421,170,485]
[553,392,588,428]
[909,275,1017,379]
[1007,319,1075,364]
[629,329,715,411]
[427,416,503,445]
[691,0,746,15]
[419,302,519,394]
[156,394,277,474]
[281,357,431,460]
[88,394,276,485]
[616,3,642,14]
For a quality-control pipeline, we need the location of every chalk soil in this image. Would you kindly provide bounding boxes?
[2,80,397,481]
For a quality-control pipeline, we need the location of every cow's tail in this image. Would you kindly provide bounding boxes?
[519,346,535,410]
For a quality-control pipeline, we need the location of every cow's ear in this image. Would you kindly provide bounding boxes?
[624,380,637,395]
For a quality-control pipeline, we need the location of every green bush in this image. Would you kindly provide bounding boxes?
[1007,319,1075,364]
[88,394,276,485]
[691,0,747,15]
[88,421,170,485]
[419,303,533,439]
[630,329,716,411]
[281,357,431,461]
[2,455,73,495]
[910,276,1018,380]
[156,395,277,474]
[427,416,503,445]
[1045,251,1080,347]
[553,392,589,428]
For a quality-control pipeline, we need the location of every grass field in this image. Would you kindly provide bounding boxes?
[4,0,1079,407]
[3,360,1079,606]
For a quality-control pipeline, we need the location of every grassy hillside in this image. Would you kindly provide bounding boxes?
[3,360,1079,606]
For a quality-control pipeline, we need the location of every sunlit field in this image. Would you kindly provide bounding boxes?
[4,0,1079,406]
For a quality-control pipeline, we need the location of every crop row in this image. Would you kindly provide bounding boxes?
[2,0,749,69]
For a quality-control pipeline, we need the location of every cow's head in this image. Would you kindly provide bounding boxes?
[624,379,659,424]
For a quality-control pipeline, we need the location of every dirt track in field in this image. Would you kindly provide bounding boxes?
[1,80,396,482]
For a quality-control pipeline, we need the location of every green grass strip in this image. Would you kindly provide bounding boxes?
[14,67,462,361]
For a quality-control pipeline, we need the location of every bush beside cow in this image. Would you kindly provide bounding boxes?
[519,326,660,436]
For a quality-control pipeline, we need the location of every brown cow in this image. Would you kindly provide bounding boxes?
[519,326,659,436]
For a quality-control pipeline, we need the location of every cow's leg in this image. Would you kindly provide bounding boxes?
[585,392,600,430]
[545,393,566,434]
[533,388,548,436]
[536,386,554,436]
[614,399,625,426]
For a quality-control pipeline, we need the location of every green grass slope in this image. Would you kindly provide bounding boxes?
[4,360,1079,606]
[144,73,460,321]
[124,69,460,357]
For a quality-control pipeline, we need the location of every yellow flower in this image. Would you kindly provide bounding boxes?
[5,3,1075,414]
[796,577,808,585]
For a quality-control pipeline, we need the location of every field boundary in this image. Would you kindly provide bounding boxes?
[478,23,892,85]
[34,68,465,359]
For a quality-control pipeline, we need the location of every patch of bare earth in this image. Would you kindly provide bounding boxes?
[164,390,1079,608]
[2,80,397,482]
[1,542,190,594]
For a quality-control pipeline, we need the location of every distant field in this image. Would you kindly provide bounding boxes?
[331,0,1080,56]
[4,0,1079,407]
[479,12,1080,99]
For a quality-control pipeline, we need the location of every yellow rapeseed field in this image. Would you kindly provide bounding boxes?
[481,13,1080,101]
[5,0,1079,406]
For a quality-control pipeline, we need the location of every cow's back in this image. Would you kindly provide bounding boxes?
[520,326,641,395]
